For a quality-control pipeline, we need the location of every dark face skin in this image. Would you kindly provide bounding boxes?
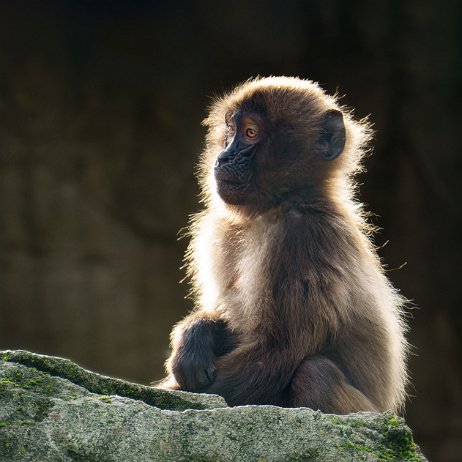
[213,108,346,207]
[214,111,264,205]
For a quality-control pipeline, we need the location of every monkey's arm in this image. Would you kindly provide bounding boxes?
[163,310,235,392]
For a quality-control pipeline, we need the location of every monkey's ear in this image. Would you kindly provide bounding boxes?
[316,109,346,160]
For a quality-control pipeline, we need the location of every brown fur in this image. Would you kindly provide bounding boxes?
[159,76,408,413]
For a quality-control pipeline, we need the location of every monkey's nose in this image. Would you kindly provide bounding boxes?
[215,150,230,168]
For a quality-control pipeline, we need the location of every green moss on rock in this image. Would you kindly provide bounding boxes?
[0,350,427,462]
[1,349,225,411]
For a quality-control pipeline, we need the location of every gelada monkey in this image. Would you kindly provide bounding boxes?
[159,76,408,414]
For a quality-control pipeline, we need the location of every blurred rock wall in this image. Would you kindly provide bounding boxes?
[0,2,460,461]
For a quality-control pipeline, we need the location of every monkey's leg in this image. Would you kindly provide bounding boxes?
[205,346,295,406]
[161,310,234,392]
[290,356,378,414]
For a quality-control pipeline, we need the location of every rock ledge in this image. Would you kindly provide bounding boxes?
[0,350,426,461]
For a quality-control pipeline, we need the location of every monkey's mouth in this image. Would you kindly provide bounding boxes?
[214,169,251,204]
[220,178,243,187]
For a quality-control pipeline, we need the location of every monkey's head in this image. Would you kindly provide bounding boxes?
[201,76,371,216]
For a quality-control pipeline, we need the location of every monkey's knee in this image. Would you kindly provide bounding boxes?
[290,357,377,414]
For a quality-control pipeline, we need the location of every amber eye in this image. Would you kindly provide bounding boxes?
[246,128,257,138]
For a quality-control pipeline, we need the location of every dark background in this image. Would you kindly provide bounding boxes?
[0,1,460,460]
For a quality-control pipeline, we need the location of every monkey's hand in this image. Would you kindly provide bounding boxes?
[166,313,234,392]
[169,345,216,392]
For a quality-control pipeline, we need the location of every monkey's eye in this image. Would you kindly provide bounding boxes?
[224,123,236,147]
[242,116,260,141]
[226,124,236,136]
[245,127,257,139]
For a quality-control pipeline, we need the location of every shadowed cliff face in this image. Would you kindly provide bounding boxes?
[0,2,460,461]
[0,350,427,462]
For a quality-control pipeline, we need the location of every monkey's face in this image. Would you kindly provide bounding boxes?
[212,106,346,210]
[204,78,356,213]
[213,110,264,205]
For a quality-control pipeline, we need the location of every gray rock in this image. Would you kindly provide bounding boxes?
[0,350,426,461]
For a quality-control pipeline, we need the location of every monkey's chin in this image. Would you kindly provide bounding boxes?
[215,179,250,205]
